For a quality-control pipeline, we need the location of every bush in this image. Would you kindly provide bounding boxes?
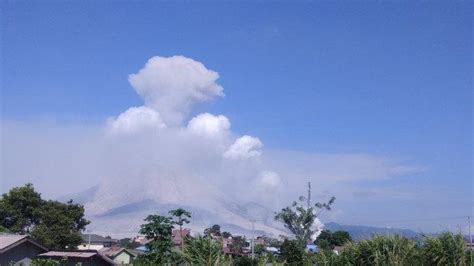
[422,232,469,266]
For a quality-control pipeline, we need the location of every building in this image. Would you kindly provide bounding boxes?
[0,234,48,266]
[172,228,190,248]
[78,234,118,250]
[100,246,136,265]
[38,250,116,266]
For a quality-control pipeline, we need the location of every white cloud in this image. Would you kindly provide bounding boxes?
[187,113,230,138]
[107,106,166,135]
[128,56,224,126]
[259,171,281,188]
[0,55,433,235]
[223,135,263,160]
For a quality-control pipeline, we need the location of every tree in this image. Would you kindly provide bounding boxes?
[315,230,351,250]
[222,231,232,238]
[183,235,225,265]
[204,224,221,237]
[30,200,90,249]
[169,208,191,231]
[279,239,306,264]
[119,238,140,249]
[274,195,335,244]
[0,184,90,250]
[136,214,175,264]
[0,183,42,233]
[169,208,191,249]
[230,235,246,254]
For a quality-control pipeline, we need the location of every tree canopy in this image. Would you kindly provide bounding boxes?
[315,230,352,250]
[0,184,89,249]
[274,195,335,244]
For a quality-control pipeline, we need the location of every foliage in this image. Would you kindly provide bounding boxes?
[119,237,140,249]
[0,183,42,234]
[230,235,247,254]
[204,224,221,236]
[422,231,469,266]
[233,256,258,266]
[0,184,89,249]
[274,196,335,243]
[31,258,60,266]
[336,234,420,266]
[136,214,175,264]
[168,208,191,230]
[183,235,224,265]
[279,239,306,264]
[30,200,90,249]
[222,231,232,238]
[316,230,351,250]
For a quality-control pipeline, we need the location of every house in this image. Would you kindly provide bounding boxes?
[0,234,48,266]
[172,228,190,248]
[38,250,116,266]
[78,234,118,250]
[100,246,136,265]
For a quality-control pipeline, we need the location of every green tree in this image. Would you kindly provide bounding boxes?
[230,235,246,254]
[279,239,306,264]
[168,208,191,231]
[136,214,175,264]
[183,235,224,265]
[0,183,42,233]
[30,200,90,249]
[169,208,191,249]
[0,184,90,250]
[274,195,335,244]
[315,230,351,250]
[204,224,221,237]
[222,231,232,238]
[233,256,258,266]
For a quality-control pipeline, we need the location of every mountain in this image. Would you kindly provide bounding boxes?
[324,222,420,241]
[60,184,286,239]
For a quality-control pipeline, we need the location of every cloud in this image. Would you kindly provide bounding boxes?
[187,113,230,138]
[107,106,166,135]
[223,135,263,160]
[128,56,224,126]
[0,55,429,234]
[259,171,281,188]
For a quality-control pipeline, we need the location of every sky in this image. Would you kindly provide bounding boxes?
[1,1,472,233]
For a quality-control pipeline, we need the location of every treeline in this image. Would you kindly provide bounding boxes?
[0,183,89,249]
[2,184,472,265]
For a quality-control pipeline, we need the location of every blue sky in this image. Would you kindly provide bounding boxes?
[1,1,472,231]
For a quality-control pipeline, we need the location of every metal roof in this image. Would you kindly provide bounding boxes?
[0,234,27,250]
[39,251,96,258]
[0,234,48,253]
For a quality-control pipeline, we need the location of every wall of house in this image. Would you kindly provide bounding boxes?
[0,241,46,266]
[113,252,132,264]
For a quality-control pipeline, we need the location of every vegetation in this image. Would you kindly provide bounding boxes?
[182,235,226,265]
[316,230,352,250]
[204,224,222,236]
[0,183,42,234]
[135,214,176,264]
[422,231,470,266]
[0,183,89,249]
[3,184,472,266]
[274,195,335,244]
